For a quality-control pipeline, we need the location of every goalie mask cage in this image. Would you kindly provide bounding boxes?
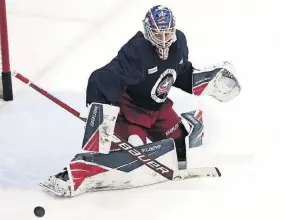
[0,0,13,101]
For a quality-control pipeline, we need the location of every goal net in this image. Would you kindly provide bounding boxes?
[0,0,13,101]
[0,35,4,99]
[0,26,3,98]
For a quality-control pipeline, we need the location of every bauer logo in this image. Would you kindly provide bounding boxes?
[141,144,162,153]
[90,105,99,127]
[117,141,171,176]
[165,123,179,136]
[195,76,212,85]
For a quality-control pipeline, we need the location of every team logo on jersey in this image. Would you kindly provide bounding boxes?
[157,77,174,94]
[151,69,177,103]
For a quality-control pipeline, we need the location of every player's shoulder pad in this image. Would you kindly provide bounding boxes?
[119,31,151,58]
[176,29,187,43]
[175,29,189,58]
[128,31,147,46]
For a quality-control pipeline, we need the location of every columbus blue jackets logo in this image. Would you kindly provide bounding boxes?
[151,69,177,103]
[157,77,174,94]
[157,10,168,24]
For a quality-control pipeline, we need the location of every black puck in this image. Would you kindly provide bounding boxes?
[34,206,45,217]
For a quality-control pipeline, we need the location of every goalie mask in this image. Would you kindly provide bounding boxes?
[143,5,177,60]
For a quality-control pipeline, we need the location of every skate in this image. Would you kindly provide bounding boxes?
[39,168,72,197]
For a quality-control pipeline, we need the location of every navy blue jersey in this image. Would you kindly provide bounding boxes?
[86,29,194,111]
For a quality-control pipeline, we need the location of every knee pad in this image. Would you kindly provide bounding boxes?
[180,109,204,149]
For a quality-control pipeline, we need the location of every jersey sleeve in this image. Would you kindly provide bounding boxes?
[86,34,145,106]
[173,31,194,94]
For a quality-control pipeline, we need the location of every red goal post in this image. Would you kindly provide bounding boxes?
[0,0,13,101]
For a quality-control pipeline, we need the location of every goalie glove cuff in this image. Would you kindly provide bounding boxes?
[192,61,241,102]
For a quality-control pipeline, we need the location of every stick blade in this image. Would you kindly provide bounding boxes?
[173,167,221,180]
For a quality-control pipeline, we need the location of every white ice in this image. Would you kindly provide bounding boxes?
[0,0,285,219]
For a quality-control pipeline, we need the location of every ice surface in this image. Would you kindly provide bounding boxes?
[0,0,284,219]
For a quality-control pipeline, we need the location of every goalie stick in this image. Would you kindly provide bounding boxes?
[13,72,221,181]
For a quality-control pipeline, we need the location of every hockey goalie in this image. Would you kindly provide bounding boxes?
[40,5,241,197]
